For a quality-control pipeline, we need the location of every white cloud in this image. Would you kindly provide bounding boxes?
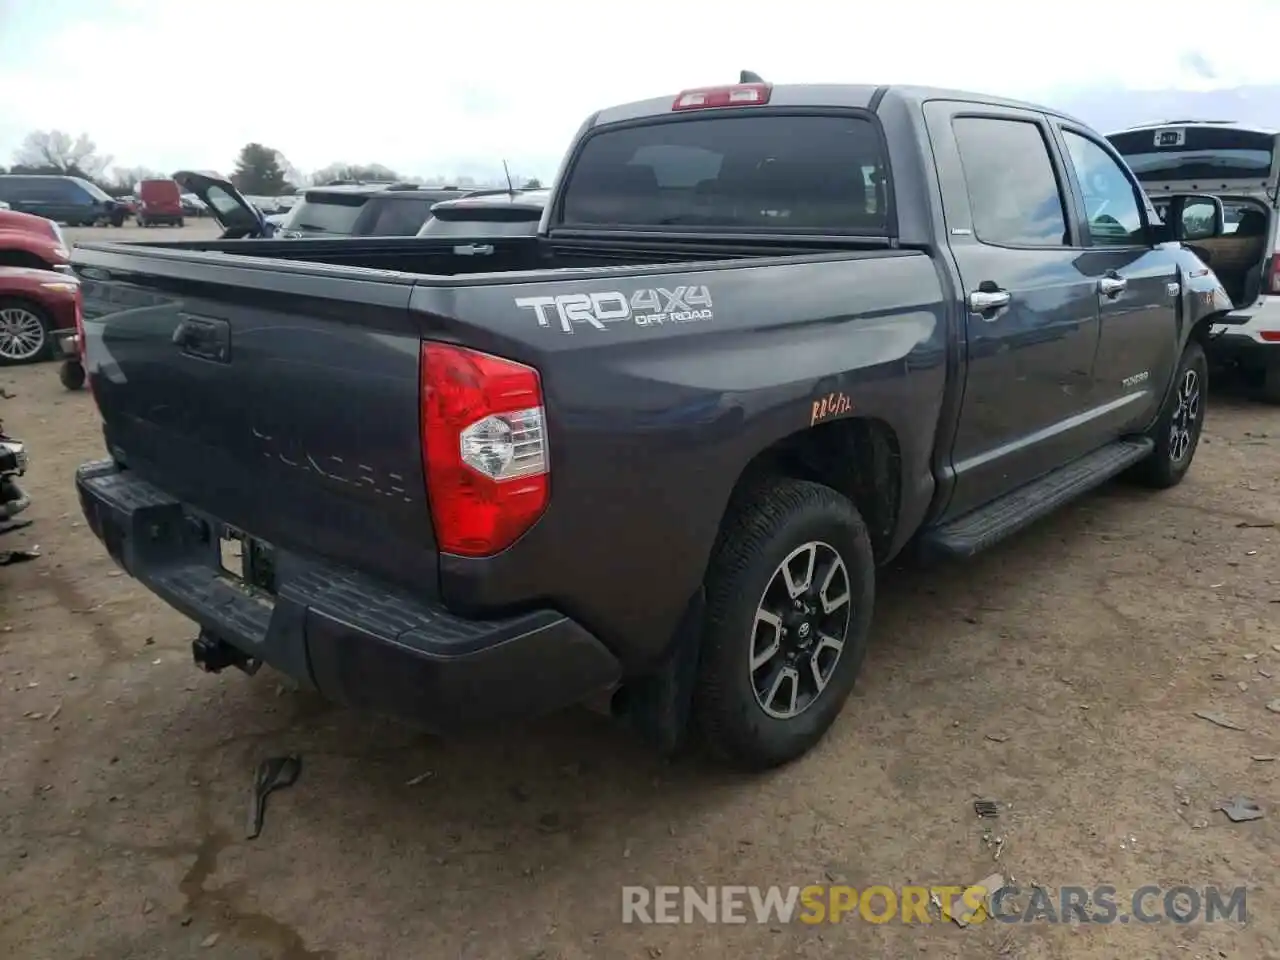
[3,0,1280,180]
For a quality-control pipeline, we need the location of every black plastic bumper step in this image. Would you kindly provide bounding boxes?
[923,437,1155,558]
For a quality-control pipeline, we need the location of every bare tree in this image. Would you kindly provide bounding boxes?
[13,130,112,179]
[309,162,399,185]
[108,165,162,194]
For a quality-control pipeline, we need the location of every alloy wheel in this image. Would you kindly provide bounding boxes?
[749,541,853,720]
[1169,368,1201,463]
[0,307,46,362]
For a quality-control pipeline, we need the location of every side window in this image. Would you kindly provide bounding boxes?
[58,180,92,204]
[23,179,59,201]
[953,117,1069,247]
[1061,131,1146,246]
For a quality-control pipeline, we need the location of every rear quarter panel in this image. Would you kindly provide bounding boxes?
[411,251,949,669]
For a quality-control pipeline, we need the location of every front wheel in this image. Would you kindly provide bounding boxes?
[693,478,875,770]
[1133,340,1207,488]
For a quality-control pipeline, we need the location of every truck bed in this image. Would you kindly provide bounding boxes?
[71,234,945,667]
[76,232,896,282]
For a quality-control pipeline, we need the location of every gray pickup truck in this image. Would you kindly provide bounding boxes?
[71,79,1230,770]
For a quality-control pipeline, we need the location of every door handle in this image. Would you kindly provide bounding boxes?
[967,288,1011,315]
[1098,276,1127,298]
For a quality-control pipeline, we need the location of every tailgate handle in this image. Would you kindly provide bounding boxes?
[173,315,231,363]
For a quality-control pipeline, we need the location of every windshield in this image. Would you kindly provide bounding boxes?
[559,113,891,233]
[75,177,114,202]
[283,193,368,234]
[356,197,436,236]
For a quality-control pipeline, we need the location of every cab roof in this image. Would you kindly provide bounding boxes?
[589,83,1088,128]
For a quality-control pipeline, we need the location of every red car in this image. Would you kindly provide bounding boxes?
[0,266,79,366]
[0,210,71,274]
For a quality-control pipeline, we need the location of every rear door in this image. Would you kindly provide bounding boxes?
[925,103,1103,517]
[1053,123,1180,433]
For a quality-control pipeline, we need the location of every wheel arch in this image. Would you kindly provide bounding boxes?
[719,416,904,565]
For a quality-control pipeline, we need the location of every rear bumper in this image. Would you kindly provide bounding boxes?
[75,460,620,733]
[1209,297,1280,365]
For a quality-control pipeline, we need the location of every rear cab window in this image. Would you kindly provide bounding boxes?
[354,196,436,236]
[284,191,369,235]
[557,113,892,234]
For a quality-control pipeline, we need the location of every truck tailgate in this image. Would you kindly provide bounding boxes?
[76,249,439,595]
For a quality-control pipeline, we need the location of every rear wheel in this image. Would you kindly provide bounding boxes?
[176,217,185,228]
[59,359,86,390]
[1133,340,1207,488]
[693,478,875,770]
[0,299,52,366]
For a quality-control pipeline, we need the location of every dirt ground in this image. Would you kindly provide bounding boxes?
[1,225,1278,959]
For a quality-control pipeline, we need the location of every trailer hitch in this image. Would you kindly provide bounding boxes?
[192,629,261,676]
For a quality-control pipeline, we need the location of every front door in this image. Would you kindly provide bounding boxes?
[924,103,1103,518]
[1053,125,1179,437]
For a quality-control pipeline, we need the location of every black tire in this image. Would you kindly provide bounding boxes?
[1258,363,1280,405]
[59,359,86,390]
[693,478,875,770]
[0,297,53,366]
[176,218,185,228]
[1133,339,1207,488]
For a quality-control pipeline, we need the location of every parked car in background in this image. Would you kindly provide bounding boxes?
[0,175,126,226]
[0,209,71,273]
[417,188,550,238]
[1108,121,1280,400]
[0,266,79,365]
[0,201,9,211]
[136,178,185,227]
[279,183,476,237]
[180,193,207,217]
[174,171,478,239]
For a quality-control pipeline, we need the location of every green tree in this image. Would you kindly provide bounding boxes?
[523,177,542,189]
[231,143,294,195]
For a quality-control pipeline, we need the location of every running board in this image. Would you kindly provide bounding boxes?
[923,437,1155,558]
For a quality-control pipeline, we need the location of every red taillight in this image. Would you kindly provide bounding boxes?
[1267,254,1280,296]
[420,342,549,557]
[672,83,771,111]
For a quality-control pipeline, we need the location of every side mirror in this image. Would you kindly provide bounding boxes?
[1167,194,1225,242]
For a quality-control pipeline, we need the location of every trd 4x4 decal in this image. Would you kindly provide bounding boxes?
[515,285,713,334]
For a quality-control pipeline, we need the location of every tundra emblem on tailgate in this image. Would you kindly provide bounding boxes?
[514,286,713,334]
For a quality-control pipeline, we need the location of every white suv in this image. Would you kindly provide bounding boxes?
[1110,121,1280,401]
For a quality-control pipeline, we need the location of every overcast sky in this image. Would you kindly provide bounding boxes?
[2,0,1279,182]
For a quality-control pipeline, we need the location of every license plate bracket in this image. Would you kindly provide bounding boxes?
[218,527,277,594]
